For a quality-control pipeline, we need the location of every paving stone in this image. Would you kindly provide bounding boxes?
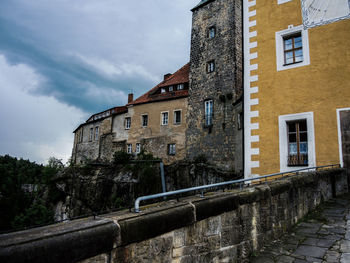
[316,238,336,248]
[250,256,274,263]
[294,246,327,259]
[306,256,322,262]
[341,253,350,263]
[278,255,295,263]
[340,240,350,253]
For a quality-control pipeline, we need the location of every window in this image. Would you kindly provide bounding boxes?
[161,112,169,125]
[177,84,184,90]
[125,117,131,129]
[136,143,141,154]
[161,88,166,93]
[79,130,83,143]
[238,112,243,130]
[283,33,303,65]
[94,126,99,141]
[174,110,181,125]
[142,114,148,127]
[89,127,93,141]
[208,26,216,38]
[205,100,213,126]
[168,144,176,155]
[279,112,316,172]
[275,25,310,71]
[127,144,132,154]
[169,86,173,92]
[207,61,215,73]
[287,120,308,166]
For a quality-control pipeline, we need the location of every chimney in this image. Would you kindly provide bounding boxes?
[164,73,172,80]
[128,93,133,103]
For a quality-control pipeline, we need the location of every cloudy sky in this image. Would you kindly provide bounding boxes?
[0,0,200,164]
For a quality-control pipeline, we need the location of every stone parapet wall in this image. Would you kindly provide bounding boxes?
[1,169,347,263]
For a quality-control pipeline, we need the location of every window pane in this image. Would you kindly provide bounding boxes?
[289,143,297,154]
[286,57,294,64]
[288,123,296,132]
[299,120,307,131]
[295,55,303,62]
[299,142,308,154]
[289,133,297,143]
[294,40,302,48]
[285,51,294,59]
[300,132,308,142]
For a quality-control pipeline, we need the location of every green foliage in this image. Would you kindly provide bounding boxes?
[113,150,131,165]
[0,155,64,231]
[136,150,159,161]
[11,201,54,229]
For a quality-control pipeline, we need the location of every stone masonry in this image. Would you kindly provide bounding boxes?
[1,169,347,263]
[186,0,243,172]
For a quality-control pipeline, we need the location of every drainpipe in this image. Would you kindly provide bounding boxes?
[160,161,167,199]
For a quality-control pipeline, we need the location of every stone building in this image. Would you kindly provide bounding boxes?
[72,106,128,164]
[125,63,189,164]
[72,64,189,165]
[186,0,243,172]
[243,0,350,178]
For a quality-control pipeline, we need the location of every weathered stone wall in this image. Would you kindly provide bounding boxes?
[186,0,243,171]
[1,169,347,263]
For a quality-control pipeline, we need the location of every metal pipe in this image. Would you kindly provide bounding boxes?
[160,162,166,199]
[134,164,339,213]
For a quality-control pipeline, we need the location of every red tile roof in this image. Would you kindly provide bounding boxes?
[129,63,189,106]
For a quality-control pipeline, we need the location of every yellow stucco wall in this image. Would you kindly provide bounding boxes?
[251,0,350,175]
[127,98,187,164]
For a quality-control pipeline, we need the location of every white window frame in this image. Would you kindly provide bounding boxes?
[161,111,169,126]
[279,112,316,172]
[169,86,173,92]
[125,117,131,130]
[141,114,148,127]
[127,144,132,154]
[173,110,182,125]
[136,143,141,154]
[161,88,166,93]
[94,126,99,141]
[168,144,176,155]
[275,25,310,71]
[336,107,350,168]
[278,0,292,4]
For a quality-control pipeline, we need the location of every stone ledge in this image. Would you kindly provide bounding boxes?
[118,204,195,246]
[0,218,118,263]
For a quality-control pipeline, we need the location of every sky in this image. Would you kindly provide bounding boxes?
[0,0,199,164]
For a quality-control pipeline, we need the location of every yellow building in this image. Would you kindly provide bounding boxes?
[125,63,189,164]
[243,0,350,178]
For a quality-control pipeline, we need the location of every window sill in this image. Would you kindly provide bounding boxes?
[283,61,303,66]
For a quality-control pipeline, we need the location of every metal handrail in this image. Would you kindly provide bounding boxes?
[134,164,340,212]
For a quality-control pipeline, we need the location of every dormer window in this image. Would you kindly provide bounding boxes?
[161,88,166,93]
[177,84,184,90]
[169,86,173,92]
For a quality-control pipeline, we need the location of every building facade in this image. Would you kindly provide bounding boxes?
[126,64,189,164]
[243,0,350,178]
[186,0,243,172]
[72,64,189,165]
[72,106,128,164]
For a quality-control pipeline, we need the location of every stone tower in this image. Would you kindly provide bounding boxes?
[186,0,243,172]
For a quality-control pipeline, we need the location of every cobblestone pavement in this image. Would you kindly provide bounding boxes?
[250,194,350,263]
